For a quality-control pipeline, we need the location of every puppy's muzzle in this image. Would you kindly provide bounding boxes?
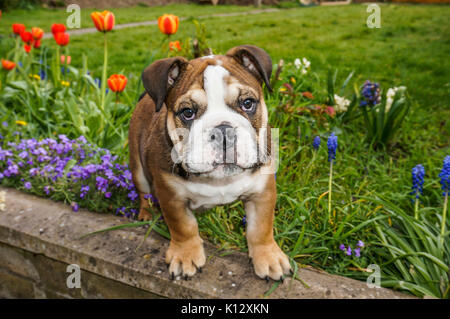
[210,124,237,164]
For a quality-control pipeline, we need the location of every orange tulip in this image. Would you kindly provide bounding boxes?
[158,14,179,35]
[1,59,16,71]
[12,23,25,36]
[51,23,66,35]
[31,27,44,40]
[107,74,127,93]
[91,11,115,33]
[169,40,181,51]
[54,32,69,46]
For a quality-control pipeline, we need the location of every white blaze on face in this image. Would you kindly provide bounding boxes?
[184,65,258,177]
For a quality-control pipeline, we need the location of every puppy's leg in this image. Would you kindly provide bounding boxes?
[244,175,291,281]
[159,198,205,278]
[137,192,152,221]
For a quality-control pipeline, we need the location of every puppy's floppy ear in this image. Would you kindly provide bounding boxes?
[226,45,273,93]
[141,57,188,112]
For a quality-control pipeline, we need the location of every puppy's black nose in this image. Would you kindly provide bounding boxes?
[214,124,235,151]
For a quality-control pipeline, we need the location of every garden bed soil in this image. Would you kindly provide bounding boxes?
[0,187,415,299]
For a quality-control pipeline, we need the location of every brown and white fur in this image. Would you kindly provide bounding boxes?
[129,45,291,281]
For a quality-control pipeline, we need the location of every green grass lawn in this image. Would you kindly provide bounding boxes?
[0,3,449,298]
[0,3,254,35]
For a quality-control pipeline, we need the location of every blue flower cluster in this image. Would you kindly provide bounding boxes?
[439,155,450,196]
[313,136,321,151]
[327,133,338,163]
[360,80,381,107]
[411,164,425,199]
[0,134,143,218]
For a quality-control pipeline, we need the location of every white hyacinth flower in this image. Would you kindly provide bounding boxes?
[334,94,351,113]
[302,57,311,69]
[294,58,302,70]
[385,86,406,113]
[301,68,307,75]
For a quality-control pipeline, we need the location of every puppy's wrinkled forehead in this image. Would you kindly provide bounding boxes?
[168,56,262,114]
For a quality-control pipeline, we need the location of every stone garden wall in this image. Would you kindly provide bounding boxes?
[0,187,414,299]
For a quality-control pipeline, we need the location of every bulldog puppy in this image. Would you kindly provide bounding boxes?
[129,45,291,281]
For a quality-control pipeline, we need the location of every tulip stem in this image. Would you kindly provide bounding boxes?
[55,45,60,85]
[12,37,20,81]
[100,33,108,112]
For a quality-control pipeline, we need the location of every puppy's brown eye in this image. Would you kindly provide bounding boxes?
[240,98,256,113]
[180,108,196,121]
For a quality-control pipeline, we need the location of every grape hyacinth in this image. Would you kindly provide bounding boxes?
[360,80,381,107]
[411,164,425,219]
[313,136,321,151]
[327,133,338,221]
[439,156,450,196]
[439,155,449,243]
[0,134,151,219]
[327,133,338,163]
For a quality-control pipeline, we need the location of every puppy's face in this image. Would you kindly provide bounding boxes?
[142,46,273,179]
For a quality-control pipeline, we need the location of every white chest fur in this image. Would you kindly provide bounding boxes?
[165,170,269,211]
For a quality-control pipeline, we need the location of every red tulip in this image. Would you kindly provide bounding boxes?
[107,74,127,93]
[158,14,179,35]
[169,40,181,51]
[33,39,41,49]
[1,59,16,71]
[54,32,70,46]
[31,27,44,40]
[12,23,25,36]
[24,44,32,53]
[91,11,115,33]
[20,31,33,44]
[51,23,66,35]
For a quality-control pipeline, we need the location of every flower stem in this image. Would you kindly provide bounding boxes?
[12,37,20,81]
[55,45,60,85]
[100,33,108,112]
[414,193,419,219]
[328,160,333,223]
[441,192,448,245]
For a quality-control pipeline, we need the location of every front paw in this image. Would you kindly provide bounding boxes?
[250,242,291,281]
[166,236,206,278]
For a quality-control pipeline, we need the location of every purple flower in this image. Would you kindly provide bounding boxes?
[71,202,79,212]
[24,181,31,189]
[80,185,90,199]
[354,248,361,258]
[104,192,112,198]
[44,186,52,195]
[360,80,381,107]
[128,190,138,201]
[18,151,28,159]
[346,246,352,256]
[95,176,108,193]
[339,244,346,251]
[357,240,365,248]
